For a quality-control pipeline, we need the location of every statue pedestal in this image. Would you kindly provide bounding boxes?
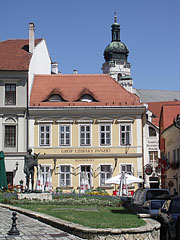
[18,193,52,201]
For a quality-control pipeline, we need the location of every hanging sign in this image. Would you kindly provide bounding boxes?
[144,164,153,175]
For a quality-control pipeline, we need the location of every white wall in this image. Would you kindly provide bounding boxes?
[28,39,51,99]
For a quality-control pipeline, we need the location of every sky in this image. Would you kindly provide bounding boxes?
[0,0,179,91]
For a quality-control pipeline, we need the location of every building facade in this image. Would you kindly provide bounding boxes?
[29,74,145,194]
[0,23,51,187]
[160,104,180,195]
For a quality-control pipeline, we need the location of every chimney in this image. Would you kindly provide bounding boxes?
[73,69,78,74]
[29,23,35,53]
[51,62,59,74]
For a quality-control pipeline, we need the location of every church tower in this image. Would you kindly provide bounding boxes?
[102,14,133,93]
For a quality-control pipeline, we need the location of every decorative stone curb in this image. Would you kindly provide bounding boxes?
[0,203,160,239]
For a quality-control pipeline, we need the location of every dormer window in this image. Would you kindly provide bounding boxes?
[48,94,62,102]
[79,94,97,102]
[44,94,67,102]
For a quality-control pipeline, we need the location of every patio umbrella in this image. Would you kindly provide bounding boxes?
[0,151,7,189]
[35,165,44,191]
[105,172,144,185]
[44,169,52,192]
[105,172,144,197]
[80,171,90,194]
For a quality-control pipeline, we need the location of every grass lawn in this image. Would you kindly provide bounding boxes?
[13,203,145,228]
[1,193,146,229]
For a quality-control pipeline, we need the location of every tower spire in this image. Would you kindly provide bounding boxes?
[114,12,117,23]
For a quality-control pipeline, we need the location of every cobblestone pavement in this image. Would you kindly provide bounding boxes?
[0,207,83,240]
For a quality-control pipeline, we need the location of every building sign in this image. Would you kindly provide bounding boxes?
[144,164,153,175]
[60,148,111,154]
[147,140,159,151]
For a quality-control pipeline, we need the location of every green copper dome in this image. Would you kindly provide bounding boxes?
[104,41,129,61]
[103,15,129,62]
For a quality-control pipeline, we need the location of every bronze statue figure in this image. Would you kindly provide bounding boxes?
[24,148,39,192]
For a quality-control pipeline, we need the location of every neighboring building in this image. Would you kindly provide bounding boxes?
[29,74,145,194]
[101,15,180,189]
[159,103,180,195]
[143,113,160,188]
[136,89,180,103]
[0,23,51,187]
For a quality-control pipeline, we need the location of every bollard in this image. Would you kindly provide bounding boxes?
[8,212,20,235]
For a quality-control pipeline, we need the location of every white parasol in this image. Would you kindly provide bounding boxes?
[44,169,52,192]
[105,172,144,185]
[105,172,144,197]
[80,171,90,194]
[35,165,44,191]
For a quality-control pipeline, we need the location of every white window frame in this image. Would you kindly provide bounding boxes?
[5,84,16,105]
[59,165,71,187]
[119,124,132,146]
[39,124,51,147]
[59,124,71,147]
[4,125,16,148]
[100,164,112,186]
[149,151,158,165]
[99,124,111,146]
[120,163,133,175]
[79,124,91,146]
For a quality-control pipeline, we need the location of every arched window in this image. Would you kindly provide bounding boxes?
[80,94,94,102]
[48,94,62,102]
[149,127,156,137]
[118,73,122,81]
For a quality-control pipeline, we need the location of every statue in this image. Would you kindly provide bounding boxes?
[24,148,39,192]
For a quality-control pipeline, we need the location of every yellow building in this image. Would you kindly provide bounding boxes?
[29,74,146,194]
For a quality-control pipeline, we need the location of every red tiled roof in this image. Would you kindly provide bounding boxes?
[160,104,180,131]
[0,39,42,71]
[30,74,142,107]
[147,101,180,127]
[147,101,180,118]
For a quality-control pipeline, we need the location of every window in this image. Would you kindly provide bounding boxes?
[149,127,156,137]
[80,94,94,102]
[100,125,111,146]
[59,165,71,187]
[173,149,176,162]
[149,151,158,165]
[41,165,50,187]
[5,84,16,105]
[59,125,70,146]
[48,94,62,102]
[100,165,112,186]
[39,125,50,146]
[80,165,91,186]
[177,148,180,163]
[80,125,91,146]
[167,152,170,163]
[120,125,131,145]
[121,164,132,175]
[4,126,16,147]
[118,73,122,81]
